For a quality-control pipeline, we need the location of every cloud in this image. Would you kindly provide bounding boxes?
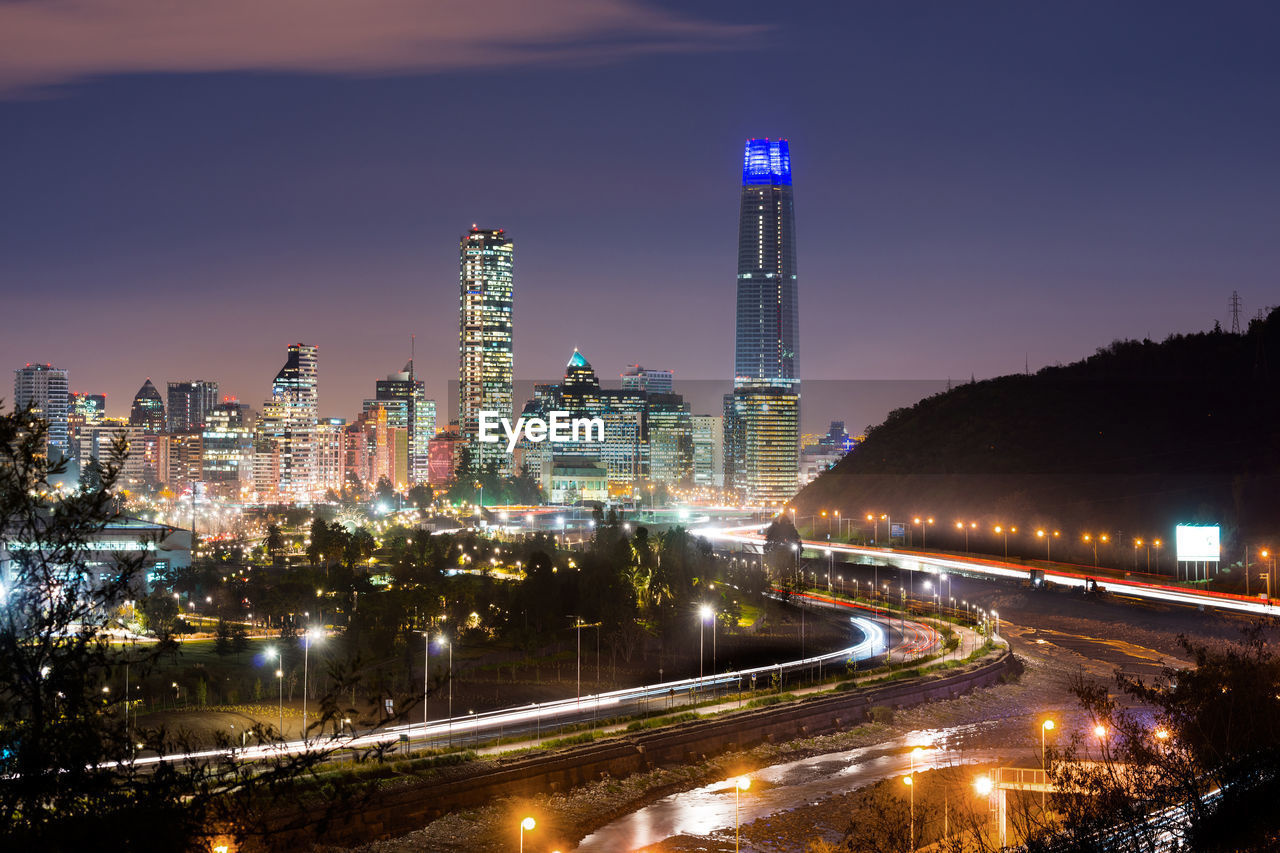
[0,0,760,96]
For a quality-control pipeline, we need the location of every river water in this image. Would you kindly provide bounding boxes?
[576,724,1006,851]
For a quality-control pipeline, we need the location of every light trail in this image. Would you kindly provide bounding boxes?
[125,615,894,770]
[695,524,1277,617]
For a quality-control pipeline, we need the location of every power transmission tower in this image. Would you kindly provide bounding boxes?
[1230,290,1242,334]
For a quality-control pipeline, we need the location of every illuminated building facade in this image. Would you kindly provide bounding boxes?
[725,385,800,504]
[262,343,319,499]
[166,431,203,488]
[316,417,347,496]
[620,365,674,394]
[726,138,801,504]
[202,400,252,494]
[129,378,167,434]
[127,378,167,487]
[427,431,465,486]
[167,380,219,433]
[373,361,436,484]
[459,227,514,471]
[692,414,724,488]
[15,363,70,454]
[67,392,106,459]
[518,349,693,493]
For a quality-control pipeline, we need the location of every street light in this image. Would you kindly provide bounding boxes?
[1036,529,1060,562]
[699,605,714,686]
[302,627,322,739]
[519,816,536,853]
[437,633,453,744]
[1040,719,1055,807]
[266,646,283,736]
[994,525,1015,559]
[734,776,751,852]
[907,746,923,850]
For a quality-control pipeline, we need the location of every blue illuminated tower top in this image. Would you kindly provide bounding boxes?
[741,138,792,186]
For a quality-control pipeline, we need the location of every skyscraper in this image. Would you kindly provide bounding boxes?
[129,379,166,433]
[735,138,798,383]
[261,343,319,499]
[14,363,70,454]
[459,226,514,470]
[128,378,167,487]
[375,360,435,485]
[167,380,219,433]
[727,138,801,505]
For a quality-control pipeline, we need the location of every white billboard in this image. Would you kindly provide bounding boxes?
[1175,525,1220,562]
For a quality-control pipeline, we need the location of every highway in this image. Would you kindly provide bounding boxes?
[124,610,941,770]
[695,524,1276,617]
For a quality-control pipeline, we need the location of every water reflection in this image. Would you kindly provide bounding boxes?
[576,723,1002,851]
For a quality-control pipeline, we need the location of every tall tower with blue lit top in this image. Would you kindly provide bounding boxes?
[735,138,798,383]
[726,138,801,506]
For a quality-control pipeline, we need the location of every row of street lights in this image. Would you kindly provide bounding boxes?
[790,508,1186,572]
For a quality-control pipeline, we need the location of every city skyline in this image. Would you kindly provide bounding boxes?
[4,3,1276,422]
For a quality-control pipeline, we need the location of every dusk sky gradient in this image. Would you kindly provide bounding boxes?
[2,1,1277,430]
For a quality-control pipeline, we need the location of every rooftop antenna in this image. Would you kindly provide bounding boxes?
[1231,290,1242,334]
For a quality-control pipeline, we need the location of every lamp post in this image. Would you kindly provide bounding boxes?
[698,605,713,686]
[1040,719,1055,808]
[519,816,536,853]
[994,525,1014,559]
[906,746,923,851]
[1036,529,1059,562]
[422,629,432,750]
[442,634,453,745]
[735,776,751,852]
[1153,538,1162,573]
[267,646,284,736]
[302,627,321,739]
[1133,538,1142,571]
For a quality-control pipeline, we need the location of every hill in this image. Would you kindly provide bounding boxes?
[794,309,1280,571]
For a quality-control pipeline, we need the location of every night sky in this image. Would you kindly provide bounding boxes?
[2,1,1277,431]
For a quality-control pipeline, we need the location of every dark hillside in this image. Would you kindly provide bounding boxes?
[796,309,1280,571]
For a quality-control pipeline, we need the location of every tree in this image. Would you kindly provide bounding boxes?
[265,523,284,558]
[407,483,432,509]
[374,477,396,506]
[1026,627,1280,853]
[0,406,367,850]
[763,515,801,579]
[214,619,233,656]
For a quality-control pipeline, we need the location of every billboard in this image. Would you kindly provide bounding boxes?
[1175,525,1220,562]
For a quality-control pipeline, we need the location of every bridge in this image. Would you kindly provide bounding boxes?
[695,525,1274,618]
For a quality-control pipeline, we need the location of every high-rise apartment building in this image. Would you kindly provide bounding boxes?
[203,400,252,495]
[14,363,70,454]
[727,139,801,505]
[459,227,514,470]
[692,414,724,489]
[167,380,219,433]
[261,343,319,499]
[374,361,435,485]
